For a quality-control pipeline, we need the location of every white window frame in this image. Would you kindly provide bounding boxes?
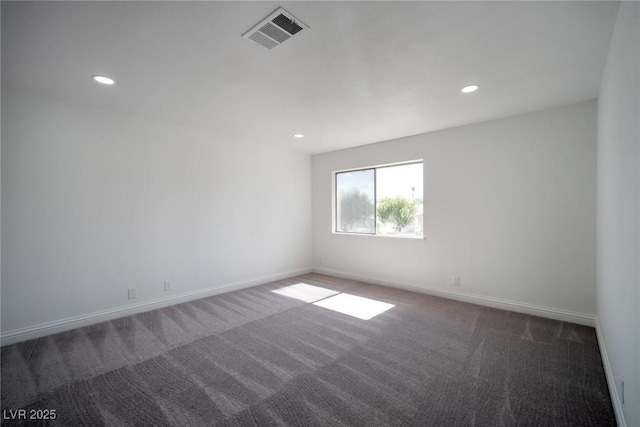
[332,160,424,239]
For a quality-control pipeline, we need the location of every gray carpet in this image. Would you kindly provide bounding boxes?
[1,273,615,426]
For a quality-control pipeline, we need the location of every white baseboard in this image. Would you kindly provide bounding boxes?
[595,316,627,427]
[313,267,596,327]
[0,268,312,346]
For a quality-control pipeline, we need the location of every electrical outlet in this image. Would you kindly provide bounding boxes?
[128,288,137,300]
[452,276,461,286]
[318,257,323,266]
[164,281,172,291]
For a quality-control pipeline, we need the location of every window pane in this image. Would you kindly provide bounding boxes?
[376,163,423,236]
[336,169,375,233]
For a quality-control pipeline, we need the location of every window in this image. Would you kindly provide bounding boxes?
[335,161,423,237]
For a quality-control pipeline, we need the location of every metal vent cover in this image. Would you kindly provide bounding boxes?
[243,7,309,50]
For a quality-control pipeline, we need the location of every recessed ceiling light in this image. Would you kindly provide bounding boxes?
[294,134,305,138]
[461,84,479,93]
[92,75,115,85]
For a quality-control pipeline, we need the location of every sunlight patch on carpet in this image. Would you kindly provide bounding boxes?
[313,293,395,320]
[272,283,340,303]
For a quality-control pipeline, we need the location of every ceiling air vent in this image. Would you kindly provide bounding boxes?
[243,7,309,50]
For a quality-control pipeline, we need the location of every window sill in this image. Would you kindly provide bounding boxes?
[332,232,425,240]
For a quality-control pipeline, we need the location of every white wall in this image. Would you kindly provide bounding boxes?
[597,2,640,426]
[312,101,597,318]
[1,87,312,335]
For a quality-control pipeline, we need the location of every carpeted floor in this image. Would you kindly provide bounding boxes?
[1,273,615,426]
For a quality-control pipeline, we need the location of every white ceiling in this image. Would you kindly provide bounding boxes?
[1,1,620,154]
